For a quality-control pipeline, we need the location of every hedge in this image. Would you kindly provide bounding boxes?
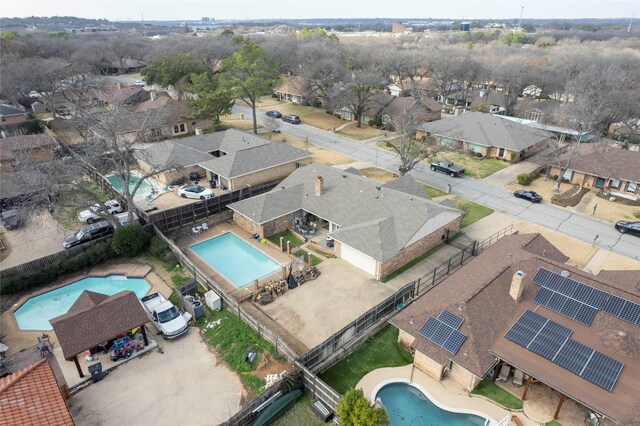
[0,242,117,294]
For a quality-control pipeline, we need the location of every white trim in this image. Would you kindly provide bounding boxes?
[370,379,495,425]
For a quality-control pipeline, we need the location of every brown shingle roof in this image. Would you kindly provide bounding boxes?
[552,144,640,183]
[0,359,74,426]
[274,76,305,96]
[390,233,640,424]
[50,290,149,359]
[0,133,57,161]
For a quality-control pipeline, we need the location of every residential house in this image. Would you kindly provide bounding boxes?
[102,58,146,75]
[549,144,640,201]
[274,76,309,104]
[390,233,640,424]
[388,77,437,99]
[228,164,463,279]
[134,128,312,189]
[439,89,507,115]
[0,104,29,131]
[338,93,441,128]
[416,111,553,161]
[88,82,150,108]
[0,359,74,426]
[0,132,57,170]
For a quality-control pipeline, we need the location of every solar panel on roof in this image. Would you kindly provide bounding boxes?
[419,315,468,355]
[438,310,463,329]
[554,339,593,375]
[533,285,599,326]
[603,294,640,325]
[581,351,624,392]
[532,268,609,310]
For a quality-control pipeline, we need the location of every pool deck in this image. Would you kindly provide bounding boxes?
[177,222,294,300]
[357,365,538,426]
[0,263,168,356]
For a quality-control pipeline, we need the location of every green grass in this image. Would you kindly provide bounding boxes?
[269,230,304,249]
[381,242,445,283]
[470,380,523,409]
[455,197,494,228]
[319,325,412,394]
[546,421,562,426]
[432,153,510,179]
[420,183,446,198]
[292,249,323,266]
[196,310,280,374]
[240,374,267,396]
[55,180,109,230]
[273,394,326,426]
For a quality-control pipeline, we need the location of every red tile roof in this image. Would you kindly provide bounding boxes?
[0,359,74,426]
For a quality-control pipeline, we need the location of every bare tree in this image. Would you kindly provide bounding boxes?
[299,41,347,109]
[337,70,385,128]
[387,108,439,175]
[261,115,281,139]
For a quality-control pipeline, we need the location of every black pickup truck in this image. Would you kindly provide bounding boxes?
[430,161,465,177]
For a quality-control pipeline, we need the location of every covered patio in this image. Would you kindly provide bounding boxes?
[50,290,152,382]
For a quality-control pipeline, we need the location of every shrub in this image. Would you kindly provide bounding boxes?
[634,211,640,219]
[337,389,388,426]
[517,173,532,186]
[111,225,147,257]
[150,235,169,258]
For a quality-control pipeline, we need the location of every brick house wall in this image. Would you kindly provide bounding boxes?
[414,350,445,381]
[158,166,205,185]
[236,209,303,238]
[550,166,638,197]
[447,361,482,391]
[233,211,263,236]
[378,216,462,279]
[228,158,311,191]
[398,329,416,349]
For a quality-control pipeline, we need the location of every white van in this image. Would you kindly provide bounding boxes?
[114,211,140,226]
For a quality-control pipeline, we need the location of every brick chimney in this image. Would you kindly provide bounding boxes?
[314,176,324,196]
[509,270,525,302]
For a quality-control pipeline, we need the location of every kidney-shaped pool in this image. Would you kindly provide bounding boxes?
[14,275,150,330]
[376,382,489,426]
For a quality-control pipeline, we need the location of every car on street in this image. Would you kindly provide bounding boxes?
[1,208,24,230]
[282,114,301,124]
[78,200,124,223]
[430,161,465,177]
[63,221,114,248]
[133,79,145,86]
[615,220,640,236]
[514,190,542,203]
[177,184,214,200]
[265,110,282,118]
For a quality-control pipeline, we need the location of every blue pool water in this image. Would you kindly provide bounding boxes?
[376,383,488,426]
[107,174,153,198]
[191,233,281,288]
[14,275,150,330]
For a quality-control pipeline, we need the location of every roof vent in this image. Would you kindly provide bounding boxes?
[618,330,627,337]
[560,270,570,278]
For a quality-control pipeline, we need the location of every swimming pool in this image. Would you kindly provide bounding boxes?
[106,174,153,198]
[191,233,281,288]
[376,382,488,426]
[14,275,150,330]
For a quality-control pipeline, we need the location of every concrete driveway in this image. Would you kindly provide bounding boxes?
[0,210,67,269]
[481,161,540,187]
[68,331,243,426]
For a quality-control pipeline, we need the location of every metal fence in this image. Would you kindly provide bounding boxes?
[143,179,282,232]
[475,224,514,254]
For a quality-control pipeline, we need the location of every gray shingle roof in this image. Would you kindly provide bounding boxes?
[418,111,552,151]
[134,129,311,177]
[383,175,430,199]
[229,164,462,262]
[0,104,27,117]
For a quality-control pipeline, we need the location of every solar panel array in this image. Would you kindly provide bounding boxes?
[419,311,467,355]
[603,294,640,325]
[504,310,624,392]
[532,268,640,326]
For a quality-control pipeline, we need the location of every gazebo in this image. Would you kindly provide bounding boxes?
[50,290,150,378]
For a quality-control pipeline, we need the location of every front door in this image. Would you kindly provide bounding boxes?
[595,177,606,188]
[498,148,505,157]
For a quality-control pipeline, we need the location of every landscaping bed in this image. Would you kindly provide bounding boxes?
[551,187,590,207]
[268,230,304,250]
[318,325,412,394]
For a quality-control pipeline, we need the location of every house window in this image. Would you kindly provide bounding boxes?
[609,179,621,190]
[468,143,482,154]
[562,169,573,181]
[382,115,391,125]
[498,148,505,157]
[441,137,455,147]
[173,123,186,134]
[625,181,638,194]
[595,177,606,188]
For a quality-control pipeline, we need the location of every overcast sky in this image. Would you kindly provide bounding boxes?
[2,1,638,21]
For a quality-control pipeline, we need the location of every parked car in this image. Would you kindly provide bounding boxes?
[282,114,301,124]
[63,221,114,249]
[114,211,140,226]
[177,184,214,200]
[78,200,124,223]
[1,208,24,230]
[514,190,542,203]
[28,90,40,99]
[430,161,465,177]
[56,105,71,116]
[133,79,145,86]
[141,292,190,340]
[265,110,282,118]
[615,220,640,236]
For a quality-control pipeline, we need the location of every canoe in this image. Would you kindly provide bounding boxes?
[252,389,303,426]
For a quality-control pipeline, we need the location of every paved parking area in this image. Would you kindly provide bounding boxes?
[0,209,67,269]
[68,331,243,426]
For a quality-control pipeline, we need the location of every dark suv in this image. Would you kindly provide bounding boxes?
[282,114,301,124]
[63,221,114,249]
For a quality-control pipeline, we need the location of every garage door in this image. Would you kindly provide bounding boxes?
[340,244,378,276]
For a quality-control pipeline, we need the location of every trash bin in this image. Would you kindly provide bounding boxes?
[88,362,104,383]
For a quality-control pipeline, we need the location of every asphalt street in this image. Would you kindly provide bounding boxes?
[233,105,640,260]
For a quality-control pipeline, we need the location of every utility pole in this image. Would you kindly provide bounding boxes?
[518,6,524,28]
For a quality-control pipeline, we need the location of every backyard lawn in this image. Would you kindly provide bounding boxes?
[454,197,494,227]
[273,394,326,426]
[431,153,510,179]
[269,230,304,250]
[470,380,523,409]
[292,249,323,266]
[319,325,412,394]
